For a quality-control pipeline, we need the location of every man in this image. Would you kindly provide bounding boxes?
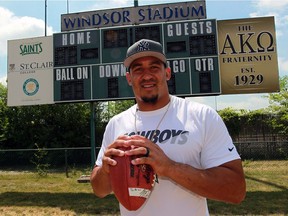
[90,39,246,215]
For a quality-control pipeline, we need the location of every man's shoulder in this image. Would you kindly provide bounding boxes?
[172,95,213,111]
[110,105,136,122]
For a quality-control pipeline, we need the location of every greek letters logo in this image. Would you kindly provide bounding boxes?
[137,41,150,52]
[23,78,39,96]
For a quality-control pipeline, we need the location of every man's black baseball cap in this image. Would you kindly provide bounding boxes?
[124,39,167,68]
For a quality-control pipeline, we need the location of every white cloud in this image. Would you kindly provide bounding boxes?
[251,0,288,26]
[252,0,288,10]
[278,57,288,76]
[0,6,54,86]
[0,7,53,57]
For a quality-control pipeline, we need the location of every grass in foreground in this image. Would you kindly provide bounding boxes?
[0,160,287,215]
[0,168,119,216]
[208,160,288,215]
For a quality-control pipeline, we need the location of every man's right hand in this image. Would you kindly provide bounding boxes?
[101,135,132,173]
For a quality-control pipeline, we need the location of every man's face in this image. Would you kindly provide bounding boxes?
[126,56,171,104]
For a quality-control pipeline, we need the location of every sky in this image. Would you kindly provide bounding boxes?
[0,0,287,110]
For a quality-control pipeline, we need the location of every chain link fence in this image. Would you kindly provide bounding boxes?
[235,141,288,160]
[0,141,287,173]
[0,147,100,174]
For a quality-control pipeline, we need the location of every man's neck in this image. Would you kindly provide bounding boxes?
[136,95,171,111]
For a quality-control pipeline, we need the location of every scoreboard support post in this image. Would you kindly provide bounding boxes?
[90,102,96,168]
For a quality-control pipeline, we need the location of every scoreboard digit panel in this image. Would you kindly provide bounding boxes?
[100,23,163,64]
[54,46,77,66]
[166,59,191,96]
[60,80,84,101]
[189,35,217,56]
[91,64,134,100]
[54,66,92,102]
[102,28,130,63]
[190,57,220,94]
[163,19,218,59]
[163,19,220,96]
[54,30,100,66]
[134,24,162,43]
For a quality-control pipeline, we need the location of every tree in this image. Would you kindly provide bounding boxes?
[101,99,135,122]
[266,75,288,135]
[0,84,8,142]
[218,107,241,139]
[267,75,288,109]
[4,103,92,149]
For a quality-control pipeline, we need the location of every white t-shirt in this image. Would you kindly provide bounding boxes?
[96,95,240,216]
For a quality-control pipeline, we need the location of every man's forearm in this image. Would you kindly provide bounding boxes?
[90,166,112,198]
[164,159,246,203]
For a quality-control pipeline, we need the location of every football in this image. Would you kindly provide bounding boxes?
[109,147,156,211]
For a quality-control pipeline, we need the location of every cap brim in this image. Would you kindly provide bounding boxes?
[124,51,167,68]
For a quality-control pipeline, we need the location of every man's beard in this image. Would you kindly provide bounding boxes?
[141,95,158,104]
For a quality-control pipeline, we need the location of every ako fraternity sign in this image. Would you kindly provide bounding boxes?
[7,36,54,106]
[217,16,279,94]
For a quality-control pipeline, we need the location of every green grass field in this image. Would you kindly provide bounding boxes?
[0,160,287,216]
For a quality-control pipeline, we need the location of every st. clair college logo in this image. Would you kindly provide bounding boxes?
[23,78,39,96]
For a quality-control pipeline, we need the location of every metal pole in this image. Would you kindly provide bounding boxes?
[67,0,69,13]
[44,0,47,36]
[134,0,138,7]
[65,149,69,178]
[90,102,96,169]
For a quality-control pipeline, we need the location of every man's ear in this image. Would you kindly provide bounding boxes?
[126,72,132,86]
[166,67,171,81]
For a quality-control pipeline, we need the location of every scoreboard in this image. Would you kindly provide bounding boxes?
[53,19,220,102]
